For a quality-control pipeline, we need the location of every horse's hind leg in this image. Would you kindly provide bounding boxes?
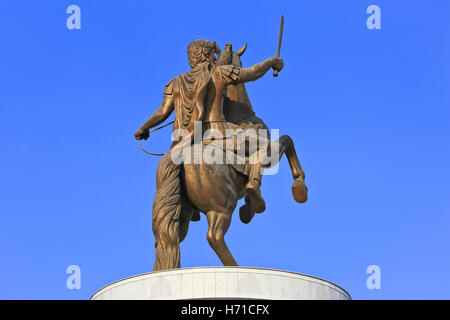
[270,135,308,203]
[179,207,193,243]
[206,211,238,266]
[179,194,196,243]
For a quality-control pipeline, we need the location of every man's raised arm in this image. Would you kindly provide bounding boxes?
[238,57,284,83]
[134,94,174,140]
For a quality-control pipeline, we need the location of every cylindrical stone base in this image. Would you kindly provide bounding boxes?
[91,267,350,300]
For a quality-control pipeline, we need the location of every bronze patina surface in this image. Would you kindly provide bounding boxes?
[135,35,308,271]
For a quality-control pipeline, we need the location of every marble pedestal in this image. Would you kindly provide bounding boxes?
[91,267,350,300]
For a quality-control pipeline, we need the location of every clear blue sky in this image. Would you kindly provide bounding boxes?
[0,0,449,299]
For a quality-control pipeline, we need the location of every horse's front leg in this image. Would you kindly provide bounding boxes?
[269,135,308,203]
[206,210,238,266]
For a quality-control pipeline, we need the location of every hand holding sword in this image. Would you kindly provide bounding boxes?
[273,14,284,77]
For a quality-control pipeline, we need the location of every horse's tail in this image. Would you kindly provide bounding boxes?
[152,153,182,271]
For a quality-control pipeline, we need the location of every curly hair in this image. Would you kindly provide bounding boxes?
[187,39,214,68]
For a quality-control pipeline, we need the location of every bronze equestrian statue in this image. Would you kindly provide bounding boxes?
[134,39,308,271]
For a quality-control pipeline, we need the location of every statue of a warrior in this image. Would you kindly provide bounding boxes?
[135,39,284,212]
[134,39,307,271]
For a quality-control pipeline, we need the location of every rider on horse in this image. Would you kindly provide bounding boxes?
[134,39,284,213]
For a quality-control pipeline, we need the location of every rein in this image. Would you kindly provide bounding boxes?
[137,121,174,156]
[137,112,256,156]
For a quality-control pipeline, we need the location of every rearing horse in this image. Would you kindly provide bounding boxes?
[152,43,308,271]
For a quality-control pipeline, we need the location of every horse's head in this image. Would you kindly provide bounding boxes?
[215,42,247,67]
[214,42,254,117]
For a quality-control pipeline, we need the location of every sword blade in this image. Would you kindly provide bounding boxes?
[276,14,284,57]
[273,15,284,77]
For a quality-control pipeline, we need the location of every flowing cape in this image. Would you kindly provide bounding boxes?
[171,62,211,150]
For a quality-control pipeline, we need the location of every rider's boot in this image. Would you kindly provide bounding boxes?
[245,178,266,213]
[292,175,308,203]
[239,196,256,224]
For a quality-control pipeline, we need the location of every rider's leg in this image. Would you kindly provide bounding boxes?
[245,161,266,213]
[244,130,267,214]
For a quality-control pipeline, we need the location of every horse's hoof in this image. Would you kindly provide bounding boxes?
[245,181,266,213]
[292,179,308,203]
[191,210,201,221]
[239,203,255,224]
